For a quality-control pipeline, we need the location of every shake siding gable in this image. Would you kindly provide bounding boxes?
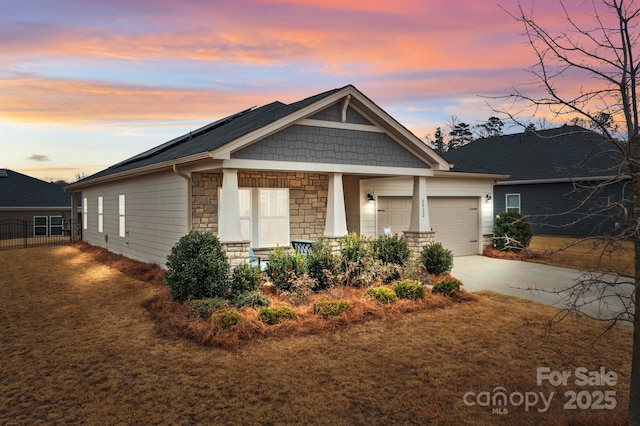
[232,124,429,169]
[81,171,188,265]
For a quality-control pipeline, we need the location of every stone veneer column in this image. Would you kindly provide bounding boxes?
[322,237,344,255]
[222,241,250,268]
[404,231,436,259]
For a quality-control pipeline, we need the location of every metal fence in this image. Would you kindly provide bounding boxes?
[0,219,81,250]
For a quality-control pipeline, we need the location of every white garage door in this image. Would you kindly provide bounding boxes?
[377,196,412,236]
[428,197,479,256]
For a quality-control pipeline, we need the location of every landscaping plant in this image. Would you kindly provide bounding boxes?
[230,263,264,297]
[364,287,398,304]
[313,300,349,317]
[432,278,462,296]
[265,246,304,292]
[189,297,229,319]
[211,309,243,329]
[258,306,297,325]
[421,242,453,275]
[493,211,534,252]
[165,231,230,301]
[233,290,270,309]
[394,280,425,301]
[304,237,338,291]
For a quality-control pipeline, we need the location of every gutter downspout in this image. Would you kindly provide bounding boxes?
[172,164,192,232]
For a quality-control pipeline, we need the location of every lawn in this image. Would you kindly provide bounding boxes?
[0,244,633,425]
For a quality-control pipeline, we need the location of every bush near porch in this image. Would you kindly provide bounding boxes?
[156,231,468,348]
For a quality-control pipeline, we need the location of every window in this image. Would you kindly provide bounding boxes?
[239,189,252,242]
[83,197,88,230]
[258,188,289,247]
[98,196,104,233]
[50,216,63,236]
[119,194,126,238]
[506,194,521,214]
[34,216,47,236]
[222,188,289,247]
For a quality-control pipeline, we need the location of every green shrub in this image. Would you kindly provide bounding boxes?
[233,290,270,309]
[364,287,398,304]
[432,278,462,296]
[340,232,371,265]
[421,242,454,275]
[394,280,425,300]
[230,263,264,297]
[338,233,381,287]
[304,237,338,291]
[189,297,229,319]
[265,247,305,292]
[373,233,412,266]
[165,231,230,301]
[212,309,243,329]
[493,211,534,252]
[258,307,297,325]
[313,300,349,317]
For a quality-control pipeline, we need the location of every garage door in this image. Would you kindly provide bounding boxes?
[377,196,412,236]
[428,197,479,256]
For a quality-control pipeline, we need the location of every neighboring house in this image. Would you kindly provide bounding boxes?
[66,85,505,266]
[0,169,74,238]
[444,125,629,237]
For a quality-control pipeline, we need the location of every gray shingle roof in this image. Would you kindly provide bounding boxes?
[443,125,624,181]
[78,87,344,183]
[0,169,70,208]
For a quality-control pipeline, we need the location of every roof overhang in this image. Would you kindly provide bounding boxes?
[496,175,630,186]
[433,170,509,180]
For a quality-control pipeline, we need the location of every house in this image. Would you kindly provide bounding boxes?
[444,125,629,236]
[0,169,74,238]
[66,85,505,266]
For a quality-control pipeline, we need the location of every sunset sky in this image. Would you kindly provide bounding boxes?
[1,0,595,182]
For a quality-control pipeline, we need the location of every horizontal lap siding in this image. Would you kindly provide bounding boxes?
[81,171,188,266]
[495,182,630,237]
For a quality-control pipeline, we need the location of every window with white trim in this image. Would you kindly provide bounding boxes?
[34,216,47,236]
[50,216,63,236]
[506,193,521,214]
[119,194,126,238]
[222,188,289,248]
[98,196,104,233]
[83,197,88,230]
[239,188,252,242]
[258,188,289,247]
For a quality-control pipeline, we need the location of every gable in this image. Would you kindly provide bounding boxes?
[231,124,430,169]
[309,103,374,125]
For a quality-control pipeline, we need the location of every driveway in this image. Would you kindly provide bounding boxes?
[452,256,634,322]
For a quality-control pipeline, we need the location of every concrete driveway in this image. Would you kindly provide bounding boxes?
[451,256,635,322]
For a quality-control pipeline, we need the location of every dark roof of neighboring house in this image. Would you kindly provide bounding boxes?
[76,86,344,183]
[0,169,70,208]
[443,125,624,181]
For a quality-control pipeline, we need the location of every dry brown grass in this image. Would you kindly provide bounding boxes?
[484,236,635,278]
[0,244,633,425]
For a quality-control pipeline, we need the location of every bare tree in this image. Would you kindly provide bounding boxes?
[500,1,640,422]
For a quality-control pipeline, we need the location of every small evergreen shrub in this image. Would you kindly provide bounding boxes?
[364,287,398,304]
[432,278,462,296]
[189,297,229,319]
[394,280,425,300]
[230,263,263,297]
[233,290,270,309]
[373,233,412,266]
[265,247,305,292]
[305,237,337,291]
[165,231,230,301]
[493,211,534,252]
[212,309,243,329]
[258,307,297,325]
[313,300,349,317]
[340,232,371,265]
[421,242,454,275]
